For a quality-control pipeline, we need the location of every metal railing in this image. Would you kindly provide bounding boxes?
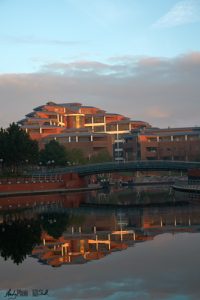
[28,160,200,176]
[0,174,63,185]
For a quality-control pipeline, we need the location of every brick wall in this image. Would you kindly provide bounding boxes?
[0,173,87,193]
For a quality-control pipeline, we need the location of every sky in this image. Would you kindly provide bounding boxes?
[0,0,200,128]
[1,232,200,299]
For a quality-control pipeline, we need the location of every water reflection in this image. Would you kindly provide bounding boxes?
[0,219,41,264]
[0,187,200,267]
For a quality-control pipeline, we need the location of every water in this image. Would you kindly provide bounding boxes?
[0,186,200,300]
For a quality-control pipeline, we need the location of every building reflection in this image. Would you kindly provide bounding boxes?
[0,191,200,266]
[32,230,135,267]
[31,205,200,267]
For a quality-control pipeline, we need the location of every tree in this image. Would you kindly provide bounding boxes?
[0,123,39,172]
[39,140,67,166]
[40,212,70,239]
[90,150,112,164]
[0,220,41,265]
[66,148,86,165]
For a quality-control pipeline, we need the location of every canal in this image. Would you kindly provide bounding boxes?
[0,186,200,300]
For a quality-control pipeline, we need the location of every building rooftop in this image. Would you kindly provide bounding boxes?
[107,119,130,124]
[81,105,98,109]
[40,111,59,115]
[144,126,200,133]
[33,105,44,111]
[21,124,62,129]
[46,132,108,138]
[142,131,200,137]
[25,112,35,117]
[59,102,82,107]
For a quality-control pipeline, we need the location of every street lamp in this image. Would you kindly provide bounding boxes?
[0,158,3,174]
[39,162,42,171]
[47,160,55,170]
[24,159,29,174]
[51,160,55,169]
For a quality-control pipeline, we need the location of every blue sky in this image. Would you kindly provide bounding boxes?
[0,0,200,73]
[0,0,200,127]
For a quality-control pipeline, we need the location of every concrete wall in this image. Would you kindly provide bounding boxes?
[0,173,86,193]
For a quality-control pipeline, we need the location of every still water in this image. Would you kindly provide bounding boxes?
[0,186,200,300]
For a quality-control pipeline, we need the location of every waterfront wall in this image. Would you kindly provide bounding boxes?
[0,192,85,211]
[0,173,86,193]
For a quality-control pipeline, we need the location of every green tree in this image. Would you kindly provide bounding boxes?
[0,123,39,172]
[66,148,86,165]
[90,150,112,164]
[39,140,67,166]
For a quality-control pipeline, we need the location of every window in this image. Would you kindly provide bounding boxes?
[188,135,199,141]
[173,136,184,142]
[106,124,117,132]
[146,147,157,153]
[159,136,171,142]
[93,126,105,132]
[147,137,157,142]
[85,116,92,124]
[118,123,129,131]
[93,116,104,123]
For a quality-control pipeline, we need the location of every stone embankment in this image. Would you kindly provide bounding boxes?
[0,173,93,197]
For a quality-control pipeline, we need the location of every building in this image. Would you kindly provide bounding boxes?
[124,127,200,162]
[43,129,114,158]
[18,102,150,161]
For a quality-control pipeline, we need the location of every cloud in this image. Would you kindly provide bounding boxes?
[0,52,200,128]
[0,35,85,46]
[51,278,147,300]
[153,0,200,28]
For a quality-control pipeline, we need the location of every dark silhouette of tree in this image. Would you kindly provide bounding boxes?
[0,123,39,172]
[39,140,68,166]
[0,220,41,265]
[40,212,70,239]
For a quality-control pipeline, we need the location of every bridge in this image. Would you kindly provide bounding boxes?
[50,160,200,176]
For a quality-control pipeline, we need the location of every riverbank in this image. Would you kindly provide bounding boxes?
[0,184,102,198]
[121,180,175,186]
[173,183,200,194]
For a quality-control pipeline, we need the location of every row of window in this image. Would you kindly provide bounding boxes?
[85,124,130,132]
[147,135,200,142]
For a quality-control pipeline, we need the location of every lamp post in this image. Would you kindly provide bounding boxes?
[25,159,29,169]
[51,160,55,170]
[47,160,55,170]
[47,160,51,170]
[0,158,3,175]
[39,161,42,169]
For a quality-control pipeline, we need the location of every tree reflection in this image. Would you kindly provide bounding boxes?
[40,212,70,239]
[0,220,41,265]
[0,211,81,265]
